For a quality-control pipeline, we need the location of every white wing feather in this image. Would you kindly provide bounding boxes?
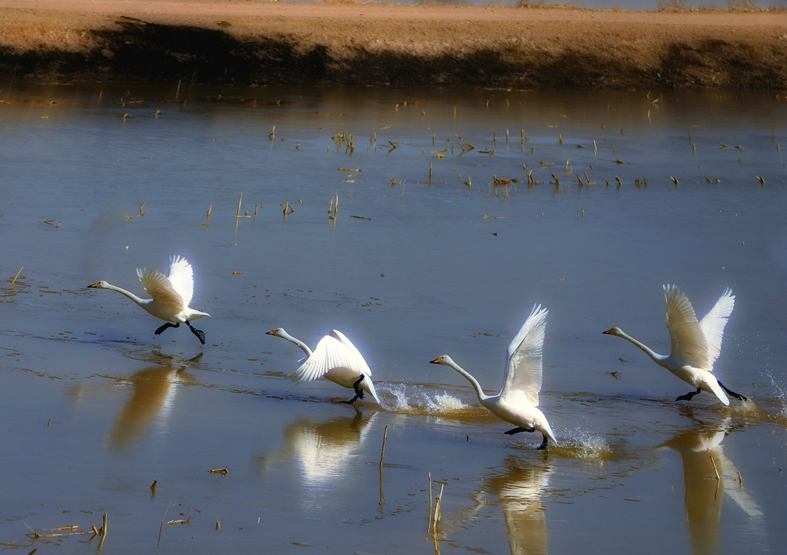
[136,267,185,311]
[327,330,372,377]
[294,333,371,384]
[167,255,194,308]
[500,305,548,406]
[699,288,734,369]
[664,285,709,370]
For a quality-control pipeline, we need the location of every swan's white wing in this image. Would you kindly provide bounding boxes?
[664,285,709,369]
[136,267,185,310]
[699,288,734,369]
[293,335,369,384]
[167,255,194,308]
[328,330,372,376]
[500,305,548,407]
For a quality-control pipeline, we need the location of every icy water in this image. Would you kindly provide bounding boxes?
[0,83,786,554]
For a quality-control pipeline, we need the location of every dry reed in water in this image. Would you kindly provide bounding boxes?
[708,449,721,481]
[11,266,23,285]
[379,425,389,469]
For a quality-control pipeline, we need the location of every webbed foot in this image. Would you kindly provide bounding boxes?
[676,387,702,402]
[341,375,365,405]
[186,321,206,345]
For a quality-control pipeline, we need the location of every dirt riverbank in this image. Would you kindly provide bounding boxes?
[0,0,786,88]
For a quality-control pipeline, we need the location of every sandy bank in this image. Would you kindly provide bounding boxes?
[0,0,786,88]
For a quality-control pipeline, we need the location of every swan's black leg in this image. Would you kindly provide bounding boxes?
[341,375,365,405]
[155,322,180,335]
[505,426,536,435]
[718,381,748,402]
[185,320,206,345]
[676,387,702,402]
[537,434,549,450]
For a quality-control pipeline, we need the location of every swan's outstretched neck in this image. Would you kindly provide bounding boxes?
[98,282,148,307]
[607,328,665,363]
[278,331,312,357]
[446,360,489,402]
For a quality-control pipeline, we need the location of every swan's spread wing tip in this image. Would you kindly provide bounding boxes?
[664,285,709,369]
[501,304,548,405]
[167,255,195,308]
[137,267,185,310]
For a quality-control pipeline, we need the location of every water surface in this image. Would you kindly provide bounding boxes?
[0,83,785,553]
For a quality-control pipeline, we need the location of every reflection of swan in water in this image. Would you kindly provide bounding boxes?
[278,411,379,488]
[108,364,195,450]
[481,458,552,555]
[660,418,762,555]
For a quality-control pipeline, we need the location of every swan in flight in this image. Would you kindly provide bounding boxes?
[266,328,380,405]
[603,285,746,405]
[88,255,210,344]
[430,304,558,449]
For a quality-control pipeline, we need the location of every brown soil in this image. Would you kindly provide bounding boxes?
[0,0,786,88]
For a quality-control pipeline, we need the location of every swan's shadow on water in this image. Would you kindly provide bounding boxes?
[255,409,380,490]
[658,416,764,555]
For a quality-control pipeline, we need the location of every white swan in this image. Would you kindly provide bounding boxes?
[88,255,210,344]
[266,328,380,404]
[603,285,746,405]
[430,305,558,449]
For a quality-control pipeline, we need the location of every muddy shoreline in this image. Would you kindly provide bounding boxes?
[0,1,786,89]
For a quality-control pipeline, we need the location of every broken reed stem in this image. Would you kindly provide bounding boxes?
[428,472,433,535]
[379,425,389,469]
[708,449,721,481]
[175,79,181,102]
[433,483,445,535]
[236,193,243,218]
[11,266,23,285]
[102,512,108,537]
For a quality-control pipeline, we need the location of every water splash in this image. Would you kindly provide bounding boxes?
[555,428,612,459]
[377,383,469,415]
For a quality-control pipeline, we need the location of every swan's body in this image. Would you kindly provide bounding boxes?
[266,328,380,404]
[431,305,558,449]
[88,255,210,344]
[603,285,745,405]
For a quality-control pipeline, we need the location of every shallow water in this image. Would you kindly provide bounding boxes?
[0,83,786,553]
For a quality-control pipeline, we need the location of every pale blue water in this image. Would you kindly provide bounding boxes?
[0,83,785,553]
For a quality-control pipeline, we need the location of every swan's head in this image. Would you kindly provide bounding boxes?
[266,328,286,337]
[430,355,456,367]
[88,281,109,289]
[602,327,623,337]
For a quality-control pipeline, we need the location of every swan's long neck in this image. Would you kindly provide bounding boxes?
[616,330,666,363]
[280,331,312,357]
[447,360,489,402]
[104,282,148,307]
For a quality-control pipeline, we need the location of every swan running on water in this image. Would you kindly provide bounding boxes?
[603,285,746,405]
[267,328,380,405]
[88,255,210,344]
[431,304,558,450]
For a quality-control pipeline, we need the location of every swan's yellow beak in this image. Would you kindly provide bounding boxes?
[265,329,277,335]
[87,282,100,288]
[429,357,442,364]
[602,328,615,335]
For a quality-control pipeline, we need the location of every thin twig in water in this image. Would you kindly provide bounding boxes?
[379,425,389,469]
[11,266,23,285]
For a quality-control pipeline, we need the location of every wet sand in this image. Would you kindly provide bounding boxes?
[0,0,786,88]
